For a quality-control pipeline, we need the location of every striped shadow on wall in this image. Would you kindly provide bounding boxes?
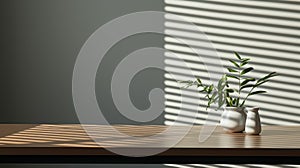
[164,0,300,125]
[165,164,300,168]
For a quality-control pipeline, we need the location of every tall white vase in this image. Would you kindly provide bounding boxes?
[220,107,246,133]
[245,107,261,135]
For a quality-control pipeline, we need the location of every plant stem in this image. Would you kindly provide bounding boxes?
[240,85,255,107]
[237,67,241,107]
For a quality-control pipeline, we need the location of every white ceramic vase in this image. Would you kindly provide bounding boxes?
[245,107,261,135]
[220,107,246,133]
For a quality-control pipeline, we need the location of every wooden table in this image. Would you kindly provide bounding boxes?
[0,124,299,164]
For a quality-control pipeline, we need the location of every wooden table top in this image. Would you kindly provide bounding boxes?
[0,124,299,157]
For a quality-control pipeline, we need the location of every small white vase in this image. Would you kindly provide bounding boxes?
[220,107,246,133]
[245,107,261,135]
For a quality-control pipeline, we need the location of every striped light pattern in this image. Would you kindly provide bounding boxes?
[164,0,300,125]
[165,164,300,168]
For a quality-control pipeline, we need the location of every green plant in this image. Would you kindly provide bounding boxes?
[179,74,227,110]
[179,52,277,109]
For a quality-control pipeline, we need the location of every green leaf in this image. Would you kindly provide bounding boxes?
[255,80,269,87]
[211,92,217,99]
[227,68,238,73]
[241,84,255,90]
[218,92,223,107]
[226,97,233,106]
[240,58,250,66]
[226,89,234,93]
[270,72,278,77]
[232,98,237,105]
[207,95,217,109]
[226,74,239,80]
[229,59,240,68]
[242,58,250,61]
[240,62,249,67]
[196,78,202,85]
[241,78,255,86]
[178,80,191,83]
[217,75,226,90]
[196,78,202,87]
[241,67,254,75]
[208,84,214,93]
[200,85,210,93]
[257,72,277,83]
[249,90,267,96]
[234,52,242,60]
[217,78,222,90]
[221,83,226,91]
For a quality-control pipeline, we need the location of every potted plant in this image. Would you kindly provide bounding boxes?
[179,52,277,134]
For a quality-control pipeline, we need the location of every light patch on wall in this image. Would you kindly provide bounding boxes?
[164,0,300,125]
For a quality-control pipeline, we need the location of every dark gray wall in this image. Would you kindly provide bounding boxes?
[1,0,164,124]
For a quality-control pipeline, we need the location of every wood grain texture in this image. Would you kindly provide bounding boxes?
[0,124,299,156]
[0,124,38,138]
